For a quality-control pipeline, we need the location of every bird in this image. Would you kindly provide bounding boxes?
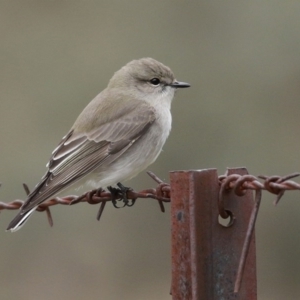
[7,57,190,232]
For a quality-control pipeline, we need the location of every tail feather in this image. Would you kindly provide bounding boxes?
[6,207,37,232]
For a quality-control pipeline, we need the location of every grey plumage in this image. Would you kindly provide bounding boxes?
[7,58,190,232]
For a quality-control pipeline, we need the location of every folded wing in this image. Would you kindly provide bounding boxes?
[20,101,156,213]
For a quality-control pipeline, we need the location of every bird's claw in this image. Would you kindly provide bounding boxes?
[107,182,136,208]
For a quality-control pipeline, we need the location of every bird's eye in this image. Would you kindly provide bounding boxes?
[150,78,161,85]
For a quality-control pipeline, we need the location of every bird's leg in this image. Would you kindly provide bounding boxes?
[107,182,136,208]
[117,182,136,207]
[107,186,122,208]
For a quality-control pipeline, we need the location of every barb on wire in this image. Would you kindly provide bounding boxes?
[0,172,171,227]
[218,171,300,293]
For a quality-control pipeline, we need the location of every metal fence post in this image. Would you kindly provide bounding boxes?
[170,168,257,299]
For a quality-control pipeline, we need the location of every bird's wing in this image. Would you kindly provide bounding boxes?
[20,102,156,213]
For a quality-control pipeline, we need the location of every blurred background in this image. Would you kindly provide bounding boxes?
[1,1,300,299]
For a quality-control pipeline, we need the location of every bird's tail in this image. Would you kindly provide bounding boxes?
[6,207,37,232]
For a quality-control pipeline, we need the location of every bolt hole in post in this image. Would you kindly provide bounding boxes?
[218,210,235,227]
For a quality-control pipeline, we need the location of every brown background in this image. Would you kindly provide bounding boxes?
[1,1,300,299]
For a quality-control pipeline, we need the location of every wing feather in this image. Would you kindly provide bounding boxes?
[21,102,156,213]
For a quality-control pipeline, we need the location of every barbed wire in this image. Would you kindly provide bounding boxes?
[1,170,300,292]
[218,172,300,219]
[1,171,300,225]
[0,171,171,227]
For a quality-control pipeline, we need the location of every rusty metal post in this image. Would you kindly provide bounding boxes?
[170,168,257,299]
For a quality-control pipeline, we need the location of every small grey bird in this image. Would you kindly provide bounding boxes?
[7,57,190,232]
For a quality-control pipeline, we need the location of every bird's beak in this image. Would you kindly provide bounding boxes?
[170,81,191,88]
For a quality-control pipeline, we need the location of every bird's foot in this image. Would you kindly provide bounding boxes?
[107,182,136,208]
